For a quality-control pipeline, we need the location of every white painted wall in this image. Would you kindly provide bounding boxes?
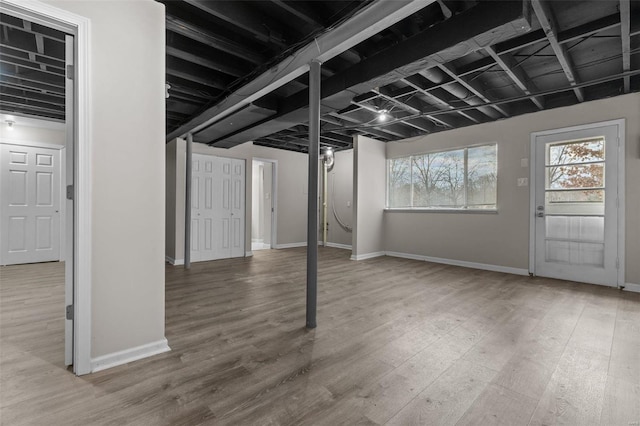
[43,0,167,360]
[0,118,65,146]
[250,160,273,247]
[326,149,353,248]
[384,93,640,285]
[353,136,386,259]
[166,140,309,261]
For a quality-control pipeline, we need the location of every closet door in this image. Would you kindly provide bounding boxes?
[190,154,218,262]
[191,155,244,262]
[230,158,245,258]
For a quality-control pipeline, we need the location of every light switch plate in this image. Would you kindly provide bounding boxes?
[517,177,528,187]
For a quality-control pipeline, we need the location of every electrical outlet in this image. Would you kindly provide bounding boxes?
[517,177,528,187]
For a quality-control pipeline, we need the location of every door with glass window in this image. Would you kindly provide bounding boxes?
[531,122,621,287]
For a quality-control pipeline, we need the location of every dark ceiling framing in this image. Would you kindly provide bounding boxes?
[0,13,66,121]
[1,2,637,148]
[156,0,638,154]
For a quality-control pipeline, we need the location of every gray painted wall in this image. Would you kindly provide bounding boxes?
[353,135,386,258]
[385,92,640,285]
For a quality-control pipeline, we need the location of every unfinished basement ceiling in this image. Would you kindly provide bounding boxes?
[0,13,66,122]
[162,0,639,153]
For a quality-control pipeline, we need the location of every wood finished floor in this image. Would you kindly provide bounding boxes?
[1,247,639,425]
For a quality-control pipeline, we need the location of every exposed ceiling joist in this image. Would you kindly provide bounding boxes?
[166,46,245,78]
[484,46,544,109]
[268,1,529,137]
[531,0,584,102]
[437,64,510,118]
[398,68,640,120]
[166,0,439,141]
[619,0,631,93]
[269,0,322,28]
[166,68,225,91]
[183,0,288,48]
[166,15,264,65]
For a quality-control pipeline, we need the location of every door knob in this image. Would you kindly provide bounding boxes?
[536,212,544,218]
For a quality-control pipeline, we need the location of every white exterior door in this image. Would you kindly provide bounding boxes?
[191,154,244,262]
[531,121,623,287]
[1,144,61,265]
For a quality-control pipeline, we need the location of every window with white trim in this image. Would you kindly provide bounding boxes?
[387,144,497,210]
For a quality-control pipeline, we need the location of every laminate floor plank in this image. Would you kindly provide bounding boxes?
[1,247,639,426]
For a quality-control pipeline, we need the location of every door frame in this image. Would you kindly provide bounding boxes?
[528,119,625,287]
[0,0,93,375]
[252,158,278,250]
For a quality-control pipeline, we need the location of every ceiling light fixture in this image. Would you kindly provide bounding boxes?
[6,120,15,131]
[377,109,389,122]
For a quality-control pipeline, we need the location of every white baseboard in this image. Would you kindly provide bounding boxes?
[623,282,640,293]
[91,338,170,373]
[325,242,352,251]
[351,251,385,261]
[384,251,529,276]
[274,242,307,249]
[165,256,184,266]
[245,251,253,257]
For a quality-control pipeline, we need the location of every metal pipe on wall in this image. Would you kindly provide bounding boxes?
[184,133,193,269]
[323,164,328,246]
[306,60,321,329]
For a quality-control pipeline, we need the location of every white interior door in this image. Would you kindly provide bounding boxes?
[190,154,217,262]
[0,144,61,266]
[190,154,244,262]
[230,158,245,258]
[531,121,622,287]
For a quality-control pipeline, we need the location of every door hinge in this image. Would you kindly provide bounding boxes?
[66,185,74,200]
[66,304,74,320]
[66,64,74,80]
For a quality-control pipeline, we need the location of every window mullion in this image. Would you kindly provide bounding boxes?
[410,156,414,208]
[463,148,469,208]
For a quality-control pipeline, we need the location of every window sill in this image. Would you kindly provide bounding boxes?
[384,208,498,214]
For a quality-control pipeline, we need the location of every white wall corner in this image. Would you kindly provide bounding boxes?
[350,251,386,261]
[165,256,184,266]
[623,282,640,293]
[91,339,170,373]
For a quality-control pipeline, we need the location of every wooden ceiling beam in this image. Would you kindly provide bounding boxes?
[166,46,246,78]
[166,15,264,65]
[438,64,510,118]
[619,0,631,93]
[269,0,323,28]
[183,0,287,48]
[167,0,439,141]
[166,68,226,91]
[484,46,544,109]
[531,0,584,102]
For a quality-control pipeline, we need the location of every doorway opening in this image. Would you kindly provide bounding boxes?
[251,159,276,251]
[529,119,625,288]
[0,0,91,375]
